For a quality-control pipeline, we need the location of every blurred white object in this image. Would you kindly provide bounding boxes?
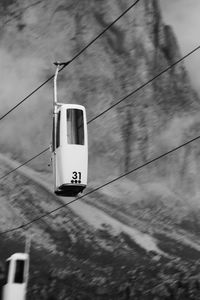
[2,253,29,300]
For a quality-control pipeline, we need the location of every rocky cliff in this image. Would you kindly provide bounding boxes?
[0,0,200,189]
[1,0,200,299]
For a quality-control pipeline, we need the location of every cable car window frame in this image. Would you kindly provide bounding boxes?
[5,260,10,283]
[52,120,55,152]
[66,109,84,145]
[14,259,25,284]
[56,110,61,149]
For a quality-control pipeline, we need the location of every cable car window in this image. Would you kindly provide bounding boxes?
[56,111,61,148]
[14,260,25,283]
[5,261,10,283]
[67,109,84,145]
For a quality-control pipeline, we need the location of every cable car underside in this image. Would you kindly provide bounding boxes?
[55,184,86,197]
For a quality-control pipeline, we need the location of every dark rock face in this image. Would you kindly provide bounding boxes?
[0,0,199,185]
[1,1,200,299]
[1,0,200,233]
[1,1,200,234]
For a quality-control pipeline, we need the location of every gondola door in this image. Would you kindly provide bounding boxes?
[53,104,88,197]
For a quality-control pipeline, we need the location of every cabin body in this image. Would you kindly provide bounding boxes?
[2,253,29,300]
[52,104,88,197]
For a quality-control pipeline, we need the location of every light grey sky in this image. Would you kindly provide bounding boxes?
[159,0,200,94]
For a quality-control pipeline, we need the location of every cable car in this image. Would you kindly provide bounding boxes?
[52,103,88,197]
[51,62,88,197]
[2,253,29,300]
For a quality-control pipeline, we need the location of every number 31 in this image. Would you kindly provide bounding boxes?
[72,172,81,180]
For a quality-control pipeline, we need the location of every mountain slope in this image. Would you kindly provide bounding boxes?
[0,0,199,181]
[0,0,200,299]
[1,155,200,299]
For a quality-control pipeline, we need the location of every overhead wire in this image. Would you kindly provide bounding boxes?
[1,42,199,128]
[1,129,200,235]
[1,42,200,182]
[87,44,200,124]
[0,147,49,181]
[58,0,141,68]
[0,78,54,121]
[0,0,140,121]
[0,42,200,192]
[0,0,199,182]
[0,0,200,234]
[0,0,143,186]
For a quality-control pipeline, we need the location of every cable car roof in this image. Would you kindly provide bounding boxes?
[56,103,85,110]
[6,253,29,261]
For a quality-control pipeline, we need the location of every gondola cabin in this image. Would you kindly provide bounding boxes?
[52,104,88,197]
[2,253,29,300]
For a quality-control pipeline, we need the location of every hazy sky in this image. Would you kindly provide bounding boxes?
[159,0,200,94]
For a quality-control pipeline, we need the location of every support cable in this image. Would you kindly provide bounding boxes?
[0,1,200,234]
[0,0,140,121]
[1,131,200,235]
[88,45,200,124]
[0,148,49,181]
[1,44,200,181]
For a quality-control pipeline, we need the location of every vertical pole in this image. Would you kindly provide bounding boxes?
[53,62,60,107]
[53,62,60,152]
[24,234,31,300]
[52,61,70,189]
[25,234,31,255]
[52,62,60,193]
